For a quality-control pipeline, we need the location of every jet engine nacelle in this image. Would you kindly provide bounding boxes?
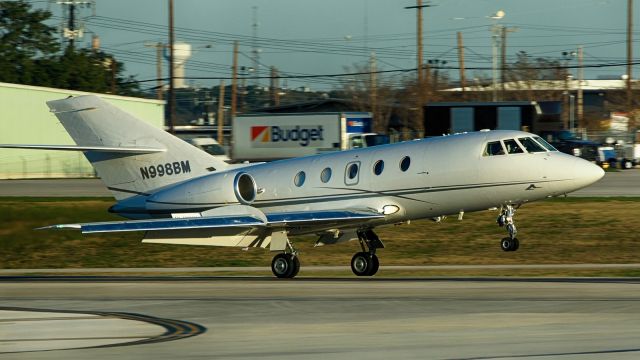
[146,171,257,211]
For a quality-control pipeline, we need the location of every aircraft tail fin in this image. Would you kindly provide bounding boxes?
[46,95,228,200]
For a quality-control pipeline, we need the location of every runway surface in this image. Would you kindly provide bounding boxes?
[1,277,639,359]
[2,263,640,275]
[0,169,638,197]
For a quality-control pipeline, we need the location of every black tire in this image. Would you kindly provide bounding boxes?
[368,254,380,276]
[511,238,520,251]
[622,159,633,170]
[290,255,300,278]
[500,238,512,252]
[351,252,373,276]
[271,253,297,278]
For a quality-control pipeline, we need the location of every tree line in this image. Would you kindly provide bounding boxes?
[0,0,140,96]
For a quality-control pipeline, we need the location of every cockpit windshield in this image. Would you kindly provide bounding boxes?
[503,139,524,154]
[483,141,505,156]
[484,136,557,157]
[532,136,558,151]
[517,137,546,153]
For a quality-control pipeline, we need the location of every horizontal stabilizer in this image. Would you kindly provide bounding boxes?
[0,144,166,154]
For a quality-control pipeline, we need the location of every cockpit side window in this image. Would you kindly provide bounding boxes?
[484,141,505,156]
[533,136,558,151]
[517,137,546,153]
[503,139,524,154]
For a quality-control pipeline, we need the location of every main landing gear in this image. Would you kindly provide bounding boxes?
[270,240,300,279]
[351,229,384,276]
[269,229,385,279]
[497,204,519,252]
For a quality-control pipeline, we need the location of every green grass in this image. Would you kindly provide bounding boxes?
[1,197,640,275]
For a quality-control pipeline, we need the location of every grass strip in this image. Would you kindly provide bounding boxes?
[1,197,639,274]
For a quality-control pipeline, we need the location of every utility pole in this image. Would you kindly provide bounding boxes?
[68,2,76,49]
[251,6,260,87]
[145,42,164,100]
[270,66,280,107]
[489,10,505,102]
[491,25,500,102]
[424,63,431,98]
[405,1,434,134]
[500,27,506,98]
[577,45,584,128]
[416,0,423,88]
[457,31,466,99]
[627,0,634,126]
[156,43,163,100]
[217,80,226,145]
[231,41,239,118]
[167,0,176,133]
[370,52,377,125]
[56,1,95,49]
[499,26,518,100]
[562,50,576,129]
[110,59,117,94]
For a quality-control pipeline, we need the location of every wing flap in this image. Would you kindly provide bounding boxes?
[0,144,166,154]
[266,209,384,226]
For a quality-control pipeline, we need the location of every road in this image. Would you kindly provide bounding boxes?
[1,277,639,359]
[570,169,640,197]
[0,170,638,197]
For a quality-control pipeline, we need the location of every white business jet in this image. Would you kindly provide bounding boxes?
[1,95,604,278]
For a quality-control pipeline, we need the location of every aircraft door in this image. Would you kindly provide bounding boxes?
[344,161,361,186]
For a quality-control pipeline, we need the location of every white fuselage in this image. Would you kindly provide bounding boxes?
[127,130,603,231]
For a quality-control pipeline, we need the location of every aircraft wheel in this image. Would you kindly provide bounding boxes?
[351,252,374,276]
[290,255,301,277]
[501,238,513,252]
[369,254,380,276]
[511,238,520,251]
[501,237,519,252]
[271,253,299,278]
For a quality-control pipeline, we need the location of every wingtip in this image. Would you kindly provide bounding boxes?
[35,224,82,231]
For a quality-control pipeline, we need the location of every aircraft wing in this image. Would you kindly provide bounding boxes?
[40,208,385,234]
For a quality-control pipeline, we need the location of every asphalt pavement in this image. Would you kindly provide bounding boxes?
[1,277,639,359]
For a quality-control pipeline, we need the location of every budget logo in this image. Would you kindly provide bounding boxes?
[251,126,270,142]
[250,125,324,147]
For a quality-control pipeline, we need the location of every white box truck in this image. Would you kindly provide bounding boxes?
[231,112,389,162]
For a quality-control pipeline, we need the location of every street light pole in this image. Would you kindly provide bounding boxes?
[489,10,505,102]
[167,0,176,133]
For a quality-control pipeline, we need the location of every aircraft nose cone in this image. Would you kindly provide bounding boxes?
[573,158,605,189]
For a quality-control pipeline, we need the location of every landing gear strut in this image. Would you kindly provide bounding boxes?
[271,238,300,278]
[351,229,384,276]
[497,205,519,252]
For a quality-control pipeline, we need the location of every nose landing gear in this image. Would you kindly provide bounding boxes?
[497,205,519,252]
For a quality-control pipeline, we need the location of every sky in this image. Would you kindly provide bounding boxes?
[32,0,639,92]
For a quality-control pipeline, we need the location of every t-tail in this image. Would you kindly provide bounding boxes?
[3,95,228,200]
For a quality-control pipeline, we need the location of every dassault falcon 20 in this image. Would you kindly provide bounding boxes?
[1,95,604,278]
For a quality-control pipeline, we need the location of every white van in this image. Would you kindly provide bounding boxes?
[186,137,230,162]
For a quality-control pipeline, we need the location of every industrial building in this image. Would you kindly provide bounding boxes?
[0,82,164,179]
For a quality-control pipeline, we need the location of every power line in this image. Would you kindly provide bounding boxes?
[123,60,640,85]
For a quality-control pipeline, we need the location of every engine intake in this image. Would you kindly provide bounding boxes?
[234,172,257,205]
